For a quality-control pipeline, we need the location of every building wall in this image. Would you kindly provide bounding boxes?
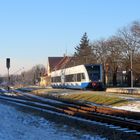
[40,76,51,87]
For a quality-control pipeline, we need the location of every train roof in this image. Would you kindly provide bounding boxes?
[84,64,102,66]
[51,64,102,73]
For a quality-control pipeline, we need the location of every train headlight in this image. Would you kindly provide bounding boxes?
[92,82,97,87]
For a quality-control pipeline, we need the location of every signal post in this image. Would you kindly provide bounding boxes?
[6,58,10,91]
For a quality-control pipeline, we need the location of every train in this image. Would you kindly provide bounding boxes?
[51,64,104,90]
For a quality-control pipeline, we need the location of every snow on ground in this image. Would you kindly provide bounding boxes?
[0,103,106,140]
[113,101,140,112]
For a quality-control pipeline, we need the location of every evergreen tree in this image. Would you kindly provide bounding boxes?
[74,32,96,65]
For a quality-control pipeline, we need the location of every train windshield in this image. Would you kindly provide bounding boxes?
[85,65,101,81]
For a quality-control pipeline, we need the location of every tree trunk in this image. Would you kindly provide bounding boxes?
[113,72,117,86]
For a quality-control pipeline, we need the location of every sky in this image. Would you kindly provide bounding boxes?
[0,0,140,75]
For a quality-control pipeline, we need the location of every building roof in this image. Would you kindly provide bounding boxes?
[48,57,63,72]
[54,56,72,70]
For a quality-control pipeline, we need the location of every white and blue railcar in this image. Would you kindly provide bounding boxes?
[51,64,103,90]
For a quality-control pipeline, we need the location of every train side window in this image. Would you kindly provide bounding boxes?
[72,74,75,82]
[81,73,85,80]
[77,73,81,81]
[74,74,77,82]
[57,76,61,82]
[65,74,73,82]
[52,77,56,82]
[65,75,68,82]
[51,77,53,82]
[53,76,61,82]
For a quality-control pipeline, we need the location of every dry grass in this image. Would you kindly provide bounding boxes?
[59,93,128,106]
[30,88,129,106]
[32,88,65,94]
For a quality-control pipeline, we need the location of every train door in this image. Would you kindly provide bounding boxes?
[61,69,65,85]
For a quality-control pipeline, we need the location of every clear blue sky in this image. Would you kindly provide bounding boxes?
[0,0,140,75]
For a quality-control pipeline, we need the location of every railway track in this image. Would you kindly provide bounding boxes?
[42,94,140,120]
[0,90,140,135]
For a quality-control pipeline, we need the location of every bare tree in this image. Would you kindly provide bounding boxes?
[21,64,46,85]
[131,21,140,38]
[92,37,124,86]
[105,36,124,86]
[118,23,140,64]
[117,22,140,85]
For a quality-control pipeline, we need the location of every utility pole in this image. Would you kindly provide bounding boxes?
[130,49,134,88]
[6,58,10,91]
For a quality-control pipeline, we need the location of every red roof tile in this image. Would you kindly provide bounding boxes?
[48,57,63,72]
[54,56,72,70]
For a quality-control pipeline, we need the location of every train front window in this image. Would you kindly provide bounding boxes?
[85,65,100,81]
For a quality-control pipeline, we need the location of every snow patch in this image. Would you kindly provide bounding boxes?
[0,103,106,140]
[113,101,140,112]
